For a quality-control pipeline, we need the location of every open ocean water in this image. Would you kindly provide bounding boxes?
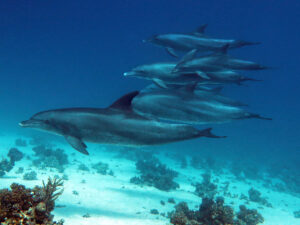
[0,1,299,225]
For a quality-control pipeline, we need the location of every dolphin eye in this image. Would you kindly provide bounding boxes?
[44,120,51,124]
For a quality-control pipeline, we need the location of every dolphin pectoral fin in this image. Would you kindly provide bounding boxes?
[65,136,89,155]
[174,49,198,72]
[198,128,226,138]
[153,79,168,89]
[165,47,178,58]
[196,71,211,79]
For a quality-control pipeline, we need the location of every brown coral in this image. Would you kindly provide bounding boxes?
[0,177,64,225]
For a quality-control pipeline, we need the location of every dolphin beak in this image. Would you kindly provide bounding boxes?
[19,120,30,127]
[123,71,136,77]
[19,119,40,128]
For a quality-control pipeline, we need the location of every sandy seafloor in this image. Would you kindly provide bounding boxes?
[1,133,300,225]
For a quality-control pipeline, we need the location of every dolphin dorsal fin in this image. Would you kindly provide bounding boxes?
[109,91,139,110]
[194,24,208,36]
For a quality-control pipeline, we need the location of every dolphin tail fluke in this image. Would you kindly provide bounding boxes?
[198,128,226,138]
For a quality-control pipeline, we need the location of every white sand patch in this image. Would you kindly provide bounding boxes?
[1,134,299,225]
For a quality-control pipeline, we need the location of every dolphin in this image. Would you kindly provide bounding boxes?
[132,86,271,125]
[124,62,213,87]
[174,47,267,73]
[145,24,259,57]
[19,91,224,155]
[141,84,247,107]
[124,62,259,87]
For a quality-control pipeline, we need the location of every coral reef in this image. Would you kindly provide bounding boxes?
[169,197,264,225]
[92,161,113,175]
[130,156,179,191]
[0,148,24,177]
[248,188,272,207]
[150,209,159,215]
[193,173,218,199]
[78,163,90,172]
[294,210,300,218]
[237,205,264,225]
[0,158,14,177]
[23,171,38,180]
[0,177,64,224]
[8,148,24,163]
[32,145,69,172]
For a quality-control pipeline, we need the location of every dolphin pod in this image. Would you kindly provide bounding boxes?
[20,24,271,154]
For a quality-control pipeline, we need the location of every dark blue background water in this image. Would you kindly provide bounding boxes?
[0,1,299,166]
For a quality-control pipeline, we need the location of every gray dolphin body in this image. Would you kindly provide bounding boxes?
[19,92,223,155]
[146,25,259,57]
[132,88,271,125]
[124,62,258,86]
[174,50,267,73]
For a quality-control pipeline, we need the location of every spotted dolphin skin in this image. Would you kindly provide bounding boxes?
[145,24,259,57]
[19,91,224,155]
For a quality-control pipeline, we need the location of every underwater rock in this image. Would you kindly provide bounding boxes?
[7,147,24,163]
[160,200,165,205]
[15,138,27,147]
[0,177,64,224]
[32,145,69,172]
[169,197,264,225]
[130,156,179,191]
[23,171,38,180]
[193,173,218,199]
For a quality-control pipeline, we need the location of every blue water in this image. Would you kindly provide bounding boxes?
[0,0,299,193]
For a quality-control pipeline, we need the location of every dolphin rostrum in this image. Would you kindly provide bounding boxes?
[19,91,224,155]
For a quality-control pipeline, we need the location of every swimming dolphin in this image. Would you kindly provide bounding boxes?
[124,62,213,87]
[124,62,258,86]
[145,24,259,57]
[132,86,271,125]
[19,91,224,155]
[141,84,247,107]
[174,47,267,73]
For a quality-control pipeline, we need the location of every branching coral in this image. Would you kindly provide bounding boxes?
[0,177,64,225]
